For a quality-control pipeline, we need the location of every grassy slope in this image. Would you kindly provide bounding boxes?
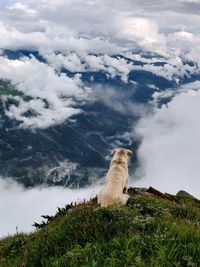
[0,188,200,267]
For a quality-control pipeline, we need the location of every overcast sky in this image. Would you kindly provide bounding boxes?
[1,0,200,237]
[0,0,15,7]
[0,0,200,54]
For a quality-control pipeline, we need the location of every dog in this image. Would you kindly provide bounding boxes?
[97,148,132,207]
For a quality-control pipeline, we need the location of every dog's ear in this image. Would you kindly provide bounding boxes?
[127,150,133,157]
[111,149,116,156]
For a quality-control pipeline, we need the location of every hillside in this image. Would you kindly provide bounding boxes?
[0,187,200,267]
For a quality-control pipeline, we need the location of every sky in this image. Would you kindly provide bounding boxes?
[0,0,200,54]
[1,0,200,237]
[0,0,15,7]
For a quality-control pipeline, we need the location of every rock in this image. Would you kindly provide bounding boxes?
[146,186,164,197]
[128,186,180,202]
[128,187,149,195]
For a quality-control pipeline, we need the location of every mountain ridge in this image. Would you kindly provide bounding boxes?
[1,186,200,267]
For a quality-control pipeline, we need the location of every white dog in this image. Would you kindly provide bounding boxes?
[98,148,132,207]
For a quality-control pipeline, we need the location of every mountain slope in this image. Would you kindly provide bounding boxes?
[1,187,200,267]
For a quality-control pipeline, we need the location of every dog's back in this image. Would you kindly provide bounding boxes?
[98,148,132,207]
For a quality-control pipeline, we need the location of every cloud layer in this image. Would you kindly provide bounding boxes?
[0,0,200,129]
[0,177,100,238]
[1,0,200,56]
[134,83,200,198]
[0,50,199,129]
[0,55,90,128]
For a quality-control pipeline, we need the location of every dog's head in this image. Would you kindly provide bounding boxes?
[111,148,133,159]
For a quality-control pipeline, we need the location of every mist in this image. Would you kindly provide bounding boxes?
[133,87,200,199]
[0,178,100,238]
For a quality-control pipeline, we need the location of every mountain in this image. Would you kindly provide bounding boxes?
[0,187,200,266]
[1,49,199,188]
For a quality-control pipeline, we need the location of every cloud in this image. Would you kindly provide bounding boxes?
[119,17,166,52]
[133,84,200,198]
[43,52,133,83]
[0,49,199,129]
[44,50,200,84]
[0,0,200,57]
[0,1,200,130]
[0,0,123,54]
[0,177,101,238]
[0,55,90,128]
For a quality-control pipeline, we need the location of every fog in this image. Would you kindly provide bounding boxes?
[133,86,200,199]
[0,178,100,238]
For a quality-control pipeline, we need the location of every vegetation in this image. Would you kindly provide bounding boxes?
[0,80,32,102]
[0,188,200,267]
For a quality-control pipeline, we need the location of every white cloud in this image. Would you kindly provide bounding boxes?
[0,0,200,114]
[152,80,200,105]
[134,86,200,198]
[178,0,200,3]
[0,0,200,58]
[0,177,101,238]
[0,49,199,129]
[119,17,166,52]
[0,55,90,128]
[43,52,134,82]
[43,50,200,84]
[7,1,36,14]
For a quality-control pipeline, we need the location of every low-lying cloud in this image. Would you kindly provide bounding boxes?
[0,0,200,129]
[134,84,200,198]
[0,55,90,128]
[1,50,199,129]
[0,177,100,238]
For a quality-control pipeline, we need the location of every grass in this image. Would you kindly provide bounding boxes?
[0,189,200,267]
